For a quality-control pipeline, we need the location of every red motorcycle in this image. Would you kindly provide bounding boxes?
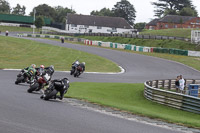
[74,65,83,77]
[27,72,51,93]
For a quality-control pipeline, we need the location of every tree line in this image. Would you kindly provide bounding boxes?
[0,0,199,29]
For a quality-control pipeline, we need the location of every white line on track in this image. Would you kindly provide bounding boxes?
[2,66,125,75]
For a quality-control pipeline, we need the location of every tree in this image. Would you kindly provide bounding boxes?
[35,16,45,29]
[54,6,75,23]
[112,0,136,25]
[12,4,26,15]
[90,8,114,17]
[30,4,57,22]
[152,0,198,17]
[179,7,198,17]
[0,0,10,13]
[134,22,146,31]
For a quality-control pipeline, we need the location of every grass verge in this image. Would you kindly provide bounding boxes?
[67,82,200,128]
[140,28,196,38]
[78,36,200,51]
[0,36,120,72]
[0,25,36,32]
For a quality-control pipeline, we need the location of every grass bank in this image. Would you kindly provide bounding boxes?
[140,28,194,38]
[0,25,35,32]
[0,36,120,72]
[79,36,200,51]
[67,82,200,128]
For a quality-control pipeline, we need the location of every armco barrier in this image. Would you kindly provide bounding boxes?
[144,79,200,114]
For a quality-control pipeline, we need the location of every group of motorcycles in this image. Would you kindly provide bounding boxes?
[14,61,85,101]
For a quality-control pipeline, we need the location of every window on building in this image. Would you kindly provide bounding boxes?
[188,26,191,28]
[197,20,200,23]
[174,25,177,28]
[97,26,102,29]
[165,24,168,28]
[71,24,77,27]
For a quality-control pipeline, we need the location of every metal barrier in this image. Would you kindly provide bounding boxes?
[144,79,200,114]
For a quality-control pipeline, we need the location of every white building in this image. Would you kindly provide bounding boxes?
[66,14,134,34]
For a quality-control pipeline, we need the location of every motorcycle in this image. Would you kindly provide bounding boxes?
[70,60,80,75]
[73,65,83,77]
[27,71,51,93]
[15,69,34,85]
[41,78,70,101]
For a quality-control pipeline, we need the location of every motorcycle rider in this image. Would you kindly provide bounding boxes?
[40,78,69,100]
[38,65,55,94]
[22,64,37,83]
[70,60,80,75]
[44,65,55,79]
[78,62,85,72]
[37,65,45,76]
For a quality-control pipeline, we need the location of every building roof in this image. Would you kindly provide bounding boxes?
[67,14,132,29]
[146,19,159,26]
[158,15,196,24]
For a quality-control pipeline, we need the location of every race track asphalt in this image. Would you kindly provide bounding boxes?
[0,35,199,133]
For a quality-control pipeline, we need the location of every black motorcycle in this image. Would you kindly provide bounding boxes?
[15,69,34,84]
[70,60,80,75]
[41,78,69,101]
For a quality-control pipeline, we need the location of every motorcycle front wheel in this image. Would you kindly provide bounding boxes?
[15,76,24,84]
[44,89,57,100]
[27,82,39,93]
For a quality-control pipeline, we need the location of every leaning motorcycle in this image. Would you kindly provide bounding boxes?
[15,69,34,84]
[70,60,80,75]
[74,65,83,77]
[42,79,70,101]
[27,72,51,93]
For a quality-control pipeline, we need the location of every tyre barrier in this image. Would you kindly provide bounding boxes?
[144,79,200,114]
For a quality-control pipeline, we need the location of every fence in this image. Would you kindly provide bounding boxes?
[144,79,200,114]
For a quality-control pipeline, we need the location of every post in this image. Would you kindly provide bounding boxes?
[33,9,36,34]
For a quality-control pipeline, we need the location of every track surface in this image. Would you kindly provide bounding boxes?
[1,35,200,133]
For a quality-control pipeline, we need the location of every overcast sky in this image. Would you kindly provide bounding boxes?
[7,0,200,23]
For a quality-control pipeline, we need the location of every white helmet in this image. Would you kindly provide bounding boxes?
[82,62,85,65]
[31,64,36,68]
[50,65,54,69]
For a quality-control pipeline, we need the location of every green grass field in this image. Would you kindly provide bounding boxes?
[140,28,195,38]
[0,36,120,72]
[67,82,200,128]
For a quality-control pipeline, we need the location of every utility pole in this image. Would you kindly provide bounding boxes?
[33,9,36,34]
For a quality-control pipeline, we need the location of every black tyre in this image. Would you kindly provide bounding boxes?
[44,89,57,100]
[15,76,24,84]
[70,70,73,75]
[27,82,39,93]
